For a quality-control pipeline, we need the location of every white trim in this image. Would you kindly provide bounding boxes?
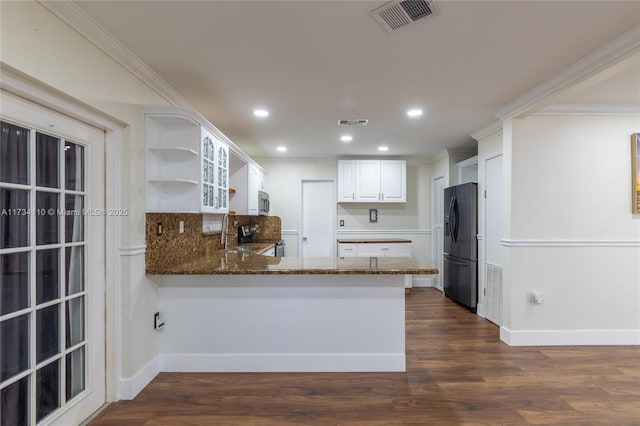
[502,239,640,247]
[281,229,299,236]
[0,64,125,130]
[411,276,435,288]
[159,353,405,373]
[118,356,160,400]
[145,105,264,172]
[535,104,640,116]
[0,66,123,406]
[337,229,432,235]
[495,25,640,120]
[39,1,190,108]
[470,121,502,141]
[119,244,147,257]
[500,327,640,346]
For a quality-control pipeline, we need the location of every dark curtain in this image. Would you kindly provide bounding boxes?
[0,121,29,185]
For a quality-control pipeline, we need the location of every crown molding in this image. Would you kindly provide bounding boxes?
[39,1,191,108]
[470,121,502,141]
[534,104,640,116]
[495,24,640,120]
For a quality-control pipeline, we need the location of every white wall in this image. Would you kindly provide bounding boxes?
[1,1,167,394]
[503,115,640,344]
[260,159,435,274]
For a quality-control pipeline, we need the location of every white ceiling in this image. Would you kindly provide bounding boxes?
[74,0,640,159]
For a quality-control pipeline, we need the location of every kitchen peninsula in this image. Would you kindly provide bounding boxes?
[146,215,437,373]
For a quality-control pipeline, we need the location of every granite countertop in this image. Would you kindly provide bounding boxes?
[147,252,437,275]
[337,238,412,244]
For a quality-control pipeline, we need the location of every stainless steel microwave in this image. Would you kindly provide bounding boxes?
[258,190,270,215]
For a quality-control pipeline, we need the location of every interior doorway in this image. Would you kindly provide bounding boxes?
[484,154,504,326]
[300,180,335,257]
[431,176,445,291]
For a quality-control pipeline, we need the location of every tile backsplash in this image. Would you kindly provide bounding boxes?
[146,213,281,270]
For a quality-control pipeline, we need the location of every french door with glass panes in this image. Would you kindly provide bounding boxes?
[1,92,105,426]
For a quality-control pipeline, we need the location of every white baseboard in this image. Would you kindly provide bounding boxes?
[159,353,405,373]
[118,356,160,400]
[500,327,640,346]
[412,276,435,287]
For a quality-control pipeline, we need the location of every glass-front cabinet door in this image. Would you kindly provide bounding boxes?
[200,127,228,213]
[216,142,228,211]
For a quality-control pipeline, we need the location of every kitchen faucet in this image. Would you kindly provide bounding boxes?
[221,214,229,250]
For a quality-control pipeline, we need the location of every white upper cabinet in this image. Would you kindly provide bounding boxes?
[337,160,356,202]
[380,160,406,202]
[200,127,229,213]
[247,163,260,215]
[146,110,229,213]
[338,159,406,203]
[229,161,265,216]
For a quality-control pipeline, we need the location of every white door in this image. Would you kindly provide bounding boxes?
[485,155,504,326]
[432,176,445,291]
[301,180,334,257]
[0,92,106,425]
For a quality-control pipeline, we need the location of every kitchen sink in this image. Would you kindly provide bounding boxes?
[222,247,259,254]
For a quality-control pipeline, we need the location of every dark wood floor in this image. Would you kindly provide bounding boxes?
[90,288,640,425]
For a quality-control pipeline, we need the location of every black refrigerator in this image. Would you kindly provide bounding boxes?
[443,182,478,312]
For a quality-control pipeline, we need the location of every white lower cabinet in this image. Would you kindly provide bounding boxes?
[338,242,412,258]
[338,241,412,288]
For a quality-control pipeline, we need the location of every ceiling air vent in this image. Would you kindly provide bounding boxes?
[337,119,369,126]
[371,0,438,33]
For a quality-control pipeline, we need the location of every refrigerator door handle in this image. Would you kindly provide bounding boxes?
[446,197,455,241]
[451,197,459,242]
[445,256,468,266]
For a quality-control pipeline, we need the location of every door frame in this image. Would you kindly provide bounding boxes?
[431,175,445,291]
[298,179,336,257]
[479,151,504,322]
[1,65,125,404]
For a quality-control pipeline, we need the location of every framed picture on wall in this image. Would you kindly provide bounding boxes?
[633,133,640,214]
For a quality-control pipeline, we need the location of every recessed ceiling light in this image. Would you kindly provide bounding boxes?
[340,135,353,142]
[378,146,389,152]
[407,109,423,117]
[253,109,269,118]
[276,146,287,152]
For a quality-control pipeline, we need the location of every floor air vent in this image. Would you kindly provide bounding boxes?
[485,263,503,326]
[371,0,437,33]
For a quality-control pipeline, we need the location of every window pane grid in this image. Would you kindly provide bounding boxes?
[0,364,31,389]
[0,125,88,424]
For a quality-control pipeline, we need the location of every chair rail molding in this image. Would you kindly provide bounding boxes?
[502,238,640,248]
[119,244,148,256]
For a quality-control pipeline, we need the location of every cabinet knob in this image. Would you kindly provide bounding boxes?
[302,237,308,242]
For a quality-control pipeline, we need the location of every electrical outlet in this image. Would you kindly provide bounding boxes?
[179,220,184,234]
[340,220,344,227]
[530,291,543,305]
[154,312,165,330]
[157,222,163,236]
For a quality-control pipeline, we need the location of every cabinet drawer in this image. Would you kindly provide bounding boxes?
[338,244,358,257]
[356,242,412,257]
